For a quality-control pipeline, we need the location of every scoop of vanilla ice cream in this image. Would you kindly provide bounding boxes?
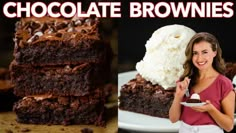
[136,24,196,89]
[190,93,200,100]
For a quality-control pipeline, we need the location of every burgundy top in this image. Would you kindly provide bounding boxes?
[180,74,233,125]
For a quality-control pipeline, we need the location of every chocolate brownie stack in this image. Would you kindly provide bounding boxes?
[10,16,112,126]
[119,74,175,118]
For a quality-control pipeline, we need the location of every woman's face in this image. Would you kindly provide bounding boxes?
[192,41,216,71]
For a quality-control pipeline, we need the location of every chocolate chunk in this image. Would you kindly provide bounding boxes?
[74,19,82,26]
[47,26,57,34]
[55,21,67,30]
[55,32,62,37]
[81,29,87,34]
[72,15,85,22]
[27,31,43,43]
[68,21,75,27]
[85,18,95,26]
[27,27,33,35]
[67,27,76,32]
[30,21,40,31]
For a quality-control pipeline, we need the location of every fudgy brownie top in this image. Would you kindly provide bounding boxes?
[14,16,100,48]
[121,74,175,97]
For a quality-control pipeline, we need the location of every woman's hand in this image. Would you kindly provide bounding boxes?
[191,100,214,112]
[175,77,191,98]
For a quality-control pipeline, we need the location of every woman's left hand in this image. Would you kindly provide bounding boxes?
[191,100,214,112]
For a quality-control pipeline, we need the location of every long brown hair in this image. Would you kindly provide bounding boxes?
[180,32,225,86]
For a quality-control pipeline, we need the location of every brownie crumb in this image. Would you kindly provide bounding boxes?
[5,129,13,133]
[60,128,65,131]
[21,128,30,132]
[81,128,93,133]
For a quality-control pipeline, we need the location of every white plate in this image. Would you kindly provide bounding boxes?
[118,71,180,133]
[180,102,207,107]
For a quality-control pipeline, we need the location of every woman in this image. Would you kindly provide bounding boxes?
[169,32,235,133]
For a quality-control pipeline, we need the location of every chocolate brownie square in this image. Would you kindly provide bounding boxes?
[13,17,112,66]
[13,89,105,126]
[10,61,110,97]
[119,74,174,118]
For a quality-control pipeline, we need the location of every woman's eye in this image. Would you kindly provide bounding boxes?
[193,52,197,55]
[203,51,208,54]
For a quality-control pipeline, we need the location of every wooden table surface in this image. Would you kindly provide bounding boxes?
[0,104,118,133]
[0,111,117,133]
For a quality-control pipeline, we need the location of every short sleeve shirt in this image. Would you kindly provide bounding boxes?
[180,74,233,125]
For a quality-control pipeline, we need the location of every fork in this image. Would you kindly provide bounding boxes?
[185,80,190,97]
[185,87,190,97]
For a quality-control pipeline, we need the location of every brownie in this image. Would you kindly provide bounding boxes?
[13,89,105,126]
[10,61,110,97]
[186,99,201,103]
[119,74,174,118]
[13,17,112,66]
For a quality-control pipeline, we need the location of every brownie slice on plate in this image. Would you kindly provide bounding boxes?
[119,74,174,118]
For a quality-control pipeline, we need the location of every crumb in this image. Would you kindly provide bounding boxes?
[81,128,93,133]
[5,129,13,133]
[60,128,65,131]
[21,128,30,132]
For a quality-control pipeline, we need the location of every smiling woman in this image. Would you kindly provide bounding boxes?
[169,32,235,133]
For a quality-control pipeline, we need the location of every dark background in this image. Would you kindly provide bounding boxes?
[118,0,236,72]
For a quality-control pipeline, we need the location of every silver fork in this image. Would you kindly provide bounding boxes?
[185,87,190,97]
[185,81,190,97]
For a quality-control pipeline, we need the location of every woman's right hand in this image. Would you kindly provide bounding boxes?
[175,77,191,98]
